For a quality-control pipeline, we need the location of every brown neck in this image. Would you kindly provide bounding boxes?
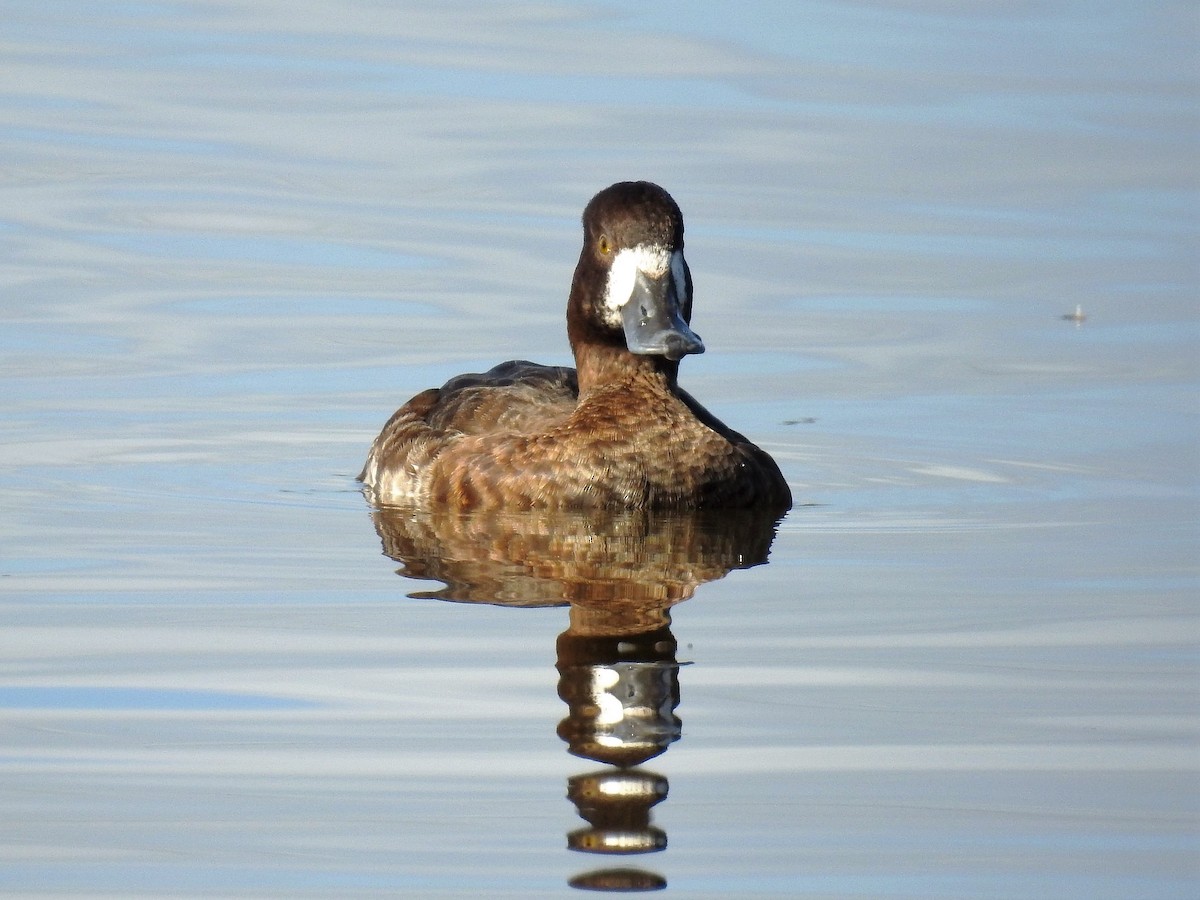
[572,341,679,398]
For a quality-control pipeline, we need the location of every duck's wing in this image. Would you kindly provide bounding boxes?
[359,361,578,495]
[427,360,578,435]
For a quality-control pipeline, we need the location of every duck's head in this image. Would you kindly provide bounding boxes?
[568,182,705,369]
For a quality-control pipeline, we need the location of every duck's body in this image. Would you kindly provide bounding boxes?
[360,182,791,512]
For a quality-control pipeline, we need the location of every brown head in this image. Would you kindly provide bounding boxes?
[566,182,704,388]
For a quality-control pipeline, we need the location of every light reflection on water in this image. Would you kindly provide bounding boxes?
[1,0,1196,897]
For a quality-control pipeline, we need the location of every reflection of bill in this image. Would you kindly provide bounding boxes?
[566,769,669,854]
[568,867,667,891]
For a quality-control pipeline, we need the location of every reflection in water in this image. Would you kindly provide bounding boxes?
[568,866,668,892]
[557,604,680,769]
[556,602,680,892]
[567,768,669,854]
[369,504,782,892]
[370,505,780,606]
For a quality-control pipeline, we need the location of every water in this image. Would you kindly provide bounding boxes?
[2,1,1197,897]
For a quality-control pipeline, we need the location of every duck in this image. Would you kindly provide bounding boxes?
[359,181,791,512]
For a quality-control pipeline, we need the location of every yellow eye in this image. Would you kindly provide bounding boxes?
[597,235,611,255]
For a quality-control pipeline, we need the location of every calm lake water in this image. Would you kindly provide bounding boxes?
[2,1,1197,897]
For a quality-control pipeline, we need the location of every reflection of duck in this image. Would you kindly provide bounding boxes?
[366,504,781,894]
[369,504,782,606]
[359,181,791,511]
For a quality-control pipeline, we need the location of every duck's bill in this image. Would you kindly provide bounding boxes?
[621,270,705,361]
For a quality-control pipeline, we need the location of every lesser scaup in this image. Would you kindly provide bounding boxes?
[360,181,791,511]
